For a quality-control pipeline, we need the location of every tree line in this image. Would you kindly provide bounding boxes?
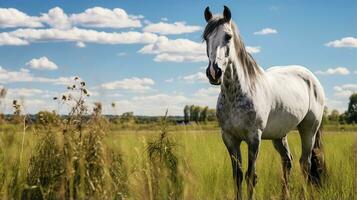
[323,93,357,125]
[183,105,216,123]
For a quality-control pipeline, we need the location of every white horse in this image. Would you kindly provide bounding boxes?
[203,6,326,199]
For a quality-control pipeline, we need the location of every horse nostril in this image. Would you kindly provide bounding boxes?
[216,68,222,79]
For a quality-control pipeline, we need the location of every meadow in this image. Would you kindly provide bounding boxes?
[0,120,355,200]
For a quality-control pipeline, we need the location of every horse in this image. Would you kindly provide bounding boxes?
[202,6,326,200]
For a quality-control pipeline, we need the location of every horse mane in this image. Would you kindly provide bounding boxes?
[203,17,262,86]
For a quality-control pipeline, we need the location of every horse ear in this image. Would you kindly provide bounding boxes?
[223,6,231,22]
[204,7,213,22]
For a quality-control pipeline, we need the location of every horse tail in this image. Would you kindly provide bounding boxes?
[309,126,326,185]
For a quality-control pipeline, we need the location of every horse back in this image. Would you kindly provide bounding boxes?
[262,65,325,139]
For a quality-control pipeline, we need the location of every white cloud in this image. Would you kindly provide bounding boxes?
[76,41,86,48]
[101,77,155,91]
[114,93,188,116]
[189,87,220,108]
[26,56,58,70]
[325,37,357,48]
[334,84,357,98]
[139,36,260,62]
[40,7,71,29]
[143,21,201,35]
[253,28,278,35]
[7,88,45,97]
[0,8,42,28]
[0,7,142,29]
[139,36,204,55]
[0,32,29,46]
[139,36,207,62]
[117,52,127,56]
[315,67,350,75]
[181,72,206,83]
[160,17,168,21]
[246,46,261,54]
[69,7,142,29]
[194,87,220,97]
[0,66,73,85]
[325,98,346,113]
[5,27,159,45]
[154,53,207,62]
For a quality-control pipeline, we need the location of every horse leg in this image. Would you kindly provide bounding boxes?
[297,118,319,181]
[222,132,243,200]
[273,137,292,199]
[245,131,261,200]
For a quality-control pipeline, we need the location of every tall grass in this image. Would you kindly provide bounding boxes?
[0,122,355,199]
[0,77,355,199]
[146,113,183,200]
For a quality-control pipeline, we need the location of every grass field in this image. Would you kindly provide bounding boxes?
[0,123,356,200]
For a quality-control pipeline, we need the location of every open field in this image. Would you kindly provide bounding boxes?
[0,123,356,200]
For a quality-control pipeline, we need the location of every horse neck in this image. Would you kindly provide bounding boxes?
[221,52,255,98]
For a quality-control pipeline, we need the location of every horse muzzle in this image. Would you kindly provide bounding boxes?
[206,64,222,85]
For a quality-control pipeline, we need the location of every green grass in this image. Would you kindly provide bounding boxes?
[0,124,356,199]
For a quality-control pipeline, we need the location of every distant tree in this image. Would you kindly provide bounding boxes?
[328,109,340,122]
[346,93,357,123]
[207,109,217,121]
[200,106,208,122]
[192,106,201,123]
[189,105,195,121]
[339,112,348,124]
[121,112,135,123]
[183,105,190,123]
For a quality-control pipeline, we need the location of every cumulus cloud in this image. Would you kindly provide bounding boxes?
[26,56,58,70]
[40,7,71,29]
[246,46,261,54]
[4,27,158,45]
[7,88,45,97]
[194,87,220,97]
[0,32,29,46]
[107,86,222,116]
[188,87,220,108]
[181,72,206,83]
[69,7,142,29]
[325,37,357,48]
[0,66,73,85]
[76,41,86,48]
[100,77,155,91]
[315,67,350,75]
[0,6,142,29]
[139,36,260,62]
[334,84,357,98]
[154,53,207,62]
[325,98,346,113]
[0,8,42,28]
[253,28,278,35]
[139,36,206,62]
[143,21,201,35]
[113,93,188,115]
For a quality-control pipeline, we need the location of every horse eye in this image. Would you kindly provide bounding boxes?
[225,34,232,41]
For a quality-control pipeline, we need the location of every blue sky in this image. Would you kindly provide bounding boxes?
[0,0,356,115]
